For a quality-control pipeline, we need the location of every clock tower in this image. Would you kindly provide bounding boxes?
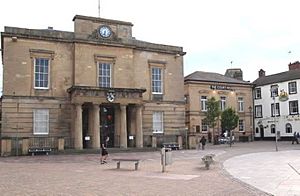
[73,15,133,41]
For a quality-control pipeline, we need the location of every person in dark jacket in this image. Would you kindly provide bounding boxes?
[200,136,207,150]
[292,132,299,144]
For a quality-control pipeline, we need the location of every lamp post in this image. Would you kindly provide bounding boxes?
[248,106,253,141]
[271,85,279,152]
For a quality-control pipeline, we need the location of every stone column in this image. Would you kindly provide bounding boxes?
[177,135,183,149]
[88,105,94,148]
[22,138,29,155]
[58,138,65,151]
[152,136,157,148]
[120,104,127,148]
[136,105,143,148]
[92,104,100,149]
[114,106,121,147]
[74,104,83,150]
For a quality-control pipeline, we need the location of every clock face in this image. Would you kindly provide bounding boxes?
[99,26,111,38]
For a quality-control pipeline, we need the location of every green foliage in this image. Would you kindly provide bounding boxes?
[204,97,220,128]
[221,107,239,131]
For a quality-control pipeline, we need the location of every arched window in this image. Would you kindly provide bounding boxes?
[255,127,259,133]
[270,124,275,134]
[286,123,292,133]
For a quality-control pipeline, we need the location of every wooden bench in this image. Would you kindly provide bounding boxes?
[28,147,52,156]
[112,158,140,170]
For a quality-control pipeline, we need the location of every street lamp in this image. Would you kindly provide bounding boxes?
[248,106,253,141]
[271,85,279,152]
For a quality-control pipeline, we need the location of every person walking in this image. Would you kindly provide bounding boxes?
[100,136,109,164]
[200,136,207,150]
[292,132,299,144]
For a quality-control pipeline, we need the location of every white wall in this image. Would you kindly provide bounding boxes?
[254,79,300,138]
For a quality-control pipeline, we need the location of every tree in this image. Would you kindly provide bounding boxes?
[203,97,220,144]
[221,107,239,147]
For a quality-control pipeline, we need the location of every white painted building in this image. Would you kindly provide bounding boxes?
[253,62,300,140]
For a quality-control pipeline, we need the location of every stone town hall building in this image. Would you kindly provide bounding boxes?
[0,15,186,155]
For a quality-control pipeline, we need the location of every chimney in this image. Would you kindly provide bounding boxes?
[288,61,300,70]
[259,69,265,77]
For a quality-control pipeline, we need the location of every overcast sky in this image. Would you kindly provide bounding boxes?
[1,0,300,86]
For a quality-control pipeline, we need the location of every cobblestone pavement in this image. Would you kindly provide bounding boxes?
[0,141,299,196]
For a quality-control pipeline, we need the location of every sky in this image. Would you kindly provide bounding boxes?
[1,0,300,87]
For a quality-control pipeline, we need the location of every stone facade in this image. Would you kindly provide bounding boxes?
[184,71,254,148]
[0,15,186,155]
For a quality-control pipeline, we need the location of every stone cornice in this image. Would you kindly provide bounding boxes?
[67,86,146,94]
[72,15,134,26]
[2,27,185,55]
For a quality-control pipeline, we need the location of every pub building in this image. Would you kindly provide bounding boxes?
[184,69,254,148]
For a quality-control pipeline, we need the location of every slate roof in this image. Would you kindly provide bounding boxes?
[184,71,251,85]
[252,69,300,86]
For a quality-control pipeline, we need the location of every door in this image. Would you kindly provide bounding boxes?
[100,106,115,147]
[260,127,264,140]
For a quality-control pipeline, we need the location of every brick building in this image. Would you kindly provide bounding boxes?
[184,70,254,148]
[0,15,186,155]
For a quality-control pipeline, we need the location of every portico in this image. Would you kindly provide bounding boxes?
[68,86,146,150]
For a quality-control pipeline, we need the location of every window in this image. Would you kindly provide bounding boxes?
[255,88,261,99]
[98,62,111,87]
[152,112,163,133]
[286,123,292,133]
[201,120,209,132]
[270,85,278,97]
[255,105,262,118]
[220,96,226,111]
[288,82,297,94]
[34,58,49,89]
[200,96,208,111]
[196,125,200,133]
[238,97,244,112]
[151,67,163,94]
[289,100,299,115]
[238,120,244,132]
[33,109,49,135]
[270,124,275,134]
[271,103,280,117]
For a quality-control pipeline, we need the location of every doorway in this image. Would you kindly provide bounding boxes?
[100,105,115,148]
[260,127,264,140]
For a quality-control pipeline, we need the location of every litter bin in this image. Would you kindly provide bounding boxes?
[161,147,172,172]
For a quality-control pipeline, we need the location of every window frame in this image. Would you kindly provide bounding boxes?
[238,97,244,112]
[152,111,164,133]
[255,105,263,118]
[270,124,276,134]
[201,120,209,133]
[33,109,49,135]
[271,103,280,117]
[255,88,262,99]
[289,100,299,115]
[288,82,297,94]
[285,123,292,133]
[238,119,244,132]
[200,96,208,111]
[151,67,163,94]
[34,58,50,89]
[98,62,112,88]
[270,85,279,97]
[220,96,226,111]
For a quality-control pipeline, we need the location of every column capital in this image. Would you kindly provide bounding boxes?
[92,103,100,109]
